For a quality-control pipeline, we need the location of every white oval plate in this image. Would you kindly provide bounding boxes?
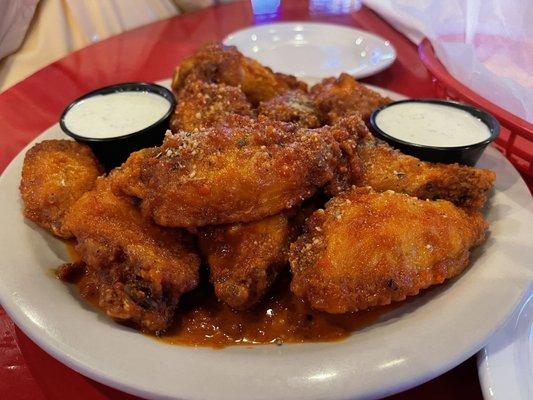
[223,22,396,82]
[478,288,533,400]
[0,83,532,400]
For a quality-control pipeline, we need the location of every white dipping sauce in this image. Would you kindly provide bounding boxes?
[375,102,491,147]
[64,91,171,139]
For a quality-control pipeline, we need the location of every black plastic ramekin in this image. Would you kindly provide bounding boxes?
[59,82,176,170]
[369,99,500,166]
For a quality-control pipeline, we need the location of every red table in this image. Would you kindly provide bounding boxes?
[0,1,489,399]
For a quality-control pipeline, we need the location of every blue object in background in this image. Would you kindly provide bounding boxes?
[251,0,281,22]
[309,0,362,15]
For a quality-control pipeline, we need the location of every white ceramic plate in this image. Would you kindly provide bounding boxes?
[0,83,532,400]
[223,22,396,83]
[478,288,533,400]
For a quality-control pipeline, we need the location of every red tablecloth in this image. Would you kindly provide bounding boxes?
[0,1,490,398]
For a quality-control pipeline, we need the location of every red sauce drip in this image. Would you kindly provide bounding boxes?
[158,273,392,348]
[65,243,395,348]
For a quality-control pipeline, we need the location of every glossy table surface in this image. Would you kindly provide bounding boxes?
[0,1,494,399]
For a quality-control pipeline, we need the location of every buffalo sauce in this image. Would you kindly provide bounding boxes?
[65,242,393,348]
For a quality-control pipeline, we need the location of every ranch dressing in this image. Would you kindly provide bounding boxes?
[64,91,171,139]
[375,102,491,147]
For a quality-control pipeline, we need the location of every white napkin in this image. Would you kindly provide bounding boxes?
[363,0,533,122]
[0,0,38,60]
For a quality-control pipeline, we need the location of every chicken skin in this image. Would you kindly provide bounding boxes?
[257,90,321,128]
[136,116,346,227]
[355,134,496,209]
[289,187,487,313]
[199,213,291,310]
[108,147,156,200]
[311,73,391,123]
[172,42,306,105]
[20,140,103,238]
[197,196,324,310]
[321,114,368,195]
[63,179,200,333]
[170,79,253,132]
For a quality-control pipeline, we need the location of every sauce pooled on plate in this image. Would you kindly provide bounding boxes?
[66,243,395,348]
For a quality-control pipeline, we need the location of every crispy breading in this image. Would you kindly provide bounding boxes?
[20,140,103,238]
[289,187,488,313]
[356,134,496,209]
[199,213,291,310]
[137,116,345,227]
[108,147,157,200]
[321,115,368,195]
[197,194,327,311]
[172,42,306,105]
[63,179,200,333]
[311,73,391,123]
[257,90,321,128]
[170,79,253,132]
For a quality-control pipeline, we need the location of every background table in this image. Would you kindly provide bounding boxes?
[0,1,514,398]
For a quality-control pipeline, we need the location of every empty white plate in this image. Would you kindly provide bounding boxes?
[223,22,396,83]
[478,288,533,400]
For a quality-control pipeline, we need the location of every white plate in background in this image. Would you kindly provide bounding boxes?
[224,22,396,83]
[478,289,533,400]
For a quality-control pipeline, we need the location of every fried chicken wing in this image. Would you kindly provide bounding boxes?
[257,90,321,128]
[356,134,496,209]
[321,114,368,195]
[136,116,345,227]
[63,179,200,333]
[311,73,391,123]
[197,193,327,311]
[20,140,103,238]
[108,147,156,200]
[289,187,487,313]
[170,79,253,132]
[172,42,306,105]
[199,213,291,310]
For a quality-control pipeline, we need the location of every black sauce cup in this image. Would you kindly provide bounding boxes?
[60,82,176,170]
[369,99,500,166]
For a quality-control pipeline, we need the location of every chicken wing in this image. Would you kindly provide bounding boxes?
[170,79,253,132]
[311,73,391,123]
[355,134,496,209]
[108,147,156,200]
[321,114,368,195]
[20,140,103,238]
[63,179,200,333]
[257,90,321,128]
[136,116,346,227]
[289,187,487,313]
[199,213,291,310]
[172,42,306,105]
